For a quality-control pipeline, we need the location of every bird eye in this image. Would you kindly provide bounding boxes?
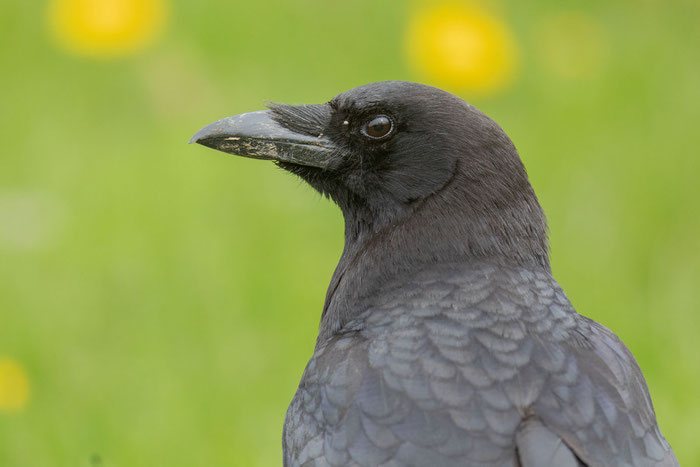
[362,115,393,139]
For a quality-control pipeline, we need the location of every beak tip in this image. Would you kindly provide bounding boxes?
[189,127,208,145]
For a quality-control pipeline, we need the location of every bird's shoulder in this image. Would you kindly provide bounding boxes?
[536,314,677,466]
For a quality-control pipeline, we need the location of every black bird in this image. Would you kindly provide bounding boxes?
[191,81,677,466]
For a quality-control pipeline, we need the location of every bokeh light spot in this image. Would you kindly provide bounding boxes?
[536,11,608,79]
[405,3,518,96]
[47,0,167,58]
[0,192,67,252]
[0,358,30,412]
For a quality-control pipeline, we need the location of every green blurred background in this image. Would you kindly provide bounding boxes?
[1,0,698,465]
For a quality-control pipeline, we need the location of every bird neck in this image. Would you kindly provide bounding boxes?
[317,169,550,345]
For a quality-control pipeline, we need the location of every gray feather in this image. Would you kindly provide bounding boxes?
[516,418,582,467]
[283,263,678,466]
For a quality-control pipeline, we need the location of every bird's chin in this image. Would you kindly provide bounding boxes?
[275,160,327,178]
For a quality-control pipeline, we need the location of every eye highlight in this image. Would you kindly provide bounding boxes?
[362,115,393,139]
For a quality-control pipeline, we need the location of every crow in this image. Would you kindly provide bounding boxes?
[191,81,677,466]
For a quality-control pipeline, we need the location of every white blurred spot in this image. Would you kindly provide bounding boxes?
[0,191,67,252]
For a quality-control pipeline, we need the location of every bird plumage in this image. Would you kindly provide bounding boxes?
[192,81,677,466]
[283,262,675,466]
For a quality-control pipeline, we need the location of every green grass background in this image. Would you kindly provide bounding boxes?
[1,0,698,465]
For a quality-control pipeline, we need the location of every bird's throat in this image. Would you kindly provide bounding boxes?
[317,172,551,345]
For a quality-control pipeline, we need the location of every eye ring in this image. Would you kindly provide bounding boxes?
[361,115,394,140]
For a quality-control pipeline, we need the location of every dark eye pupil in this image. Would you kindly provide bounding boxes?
[364,116,392,138]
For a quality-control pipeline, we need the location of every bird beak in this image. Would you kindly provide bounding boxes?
[190,110,336,169]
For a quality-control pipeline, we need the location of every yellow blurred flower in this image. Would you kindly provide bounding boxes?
[405,2,518,96]
[536,11,608,79]
[47,0,167,58]
[0,357,30,412]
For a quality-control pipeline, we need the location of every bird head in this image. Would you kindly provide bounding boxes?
[191,81,549,271]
